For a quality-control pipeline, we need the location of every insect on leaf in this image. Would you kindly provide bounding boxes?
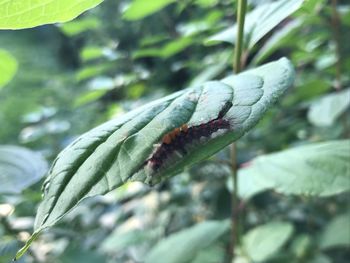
[15,58,294,260]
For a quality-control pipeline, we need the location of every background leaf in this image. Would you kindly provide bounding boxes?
[59,247,107,263]
[243,222,294,262]
[0,145,48,194]
[145,220,230,263]
[190,245,226,263]
[133,37,195,59]
[234,140,350,199]
[206,0,304,48]
[252,19,302,65]
[307,88,350,127]
[59,17,101,36]
[123,0,176,21]
[0,0,104,29]
[309,254,332,263]
[0,238,26,263]
[320,212,350,250]
[16,58,294,259]
[1,0,349,262]
[0,49,18,89]
[100,228,156,254]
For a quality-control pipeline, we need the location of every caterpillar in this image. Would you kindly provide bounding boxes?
[146,102,232,171]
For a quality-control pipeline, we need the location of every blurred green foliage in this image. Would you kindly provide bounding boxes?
[0,0,349,262]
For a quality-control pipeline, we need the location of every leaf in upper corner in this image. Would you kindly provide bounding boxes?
[0,0,104,30]
[123,0,176,21]
[243,222,294,262]
[320,212,350,250]
[206,0,304,48]
[0,49,18,89]
[234,140,350,199]
[15,58,294,260]
[0,145,48,194]
[145,220,230,263]
[307,88,350,127]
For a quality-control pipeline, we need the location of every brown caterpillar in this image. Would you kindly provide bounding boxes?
[145,101,233,171]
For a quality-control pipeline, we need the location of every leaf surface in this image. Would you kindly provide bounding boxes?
[243,222,294,262]
[0,0,104,29]
[320,212,350,250]
[15,58,294,259]
[206,0,304,48]
[123,0,175,21]
[0,145,48,194]
[145,220,230,263]
[236,140,350,199]
[0,49,18,89]
[308,88,350,127]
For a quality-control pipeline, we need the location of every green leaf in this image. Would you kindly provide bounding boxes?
[0,238,24,263]
[236,140,350,199]
[308,254,332,263]
[145,220,230,263]
[0,0,104,29]
[0,145,48,194]
[0,49,18,89]
[100,229,150,253]
[191,244,225,263]
[76,63,113,81]
[320,212,350,250]
[133,37,195,59]
[291,234,312,259]
[190,63,227,86]
[307,88,350,127]
[74,76,116,106]
[206,0,304,48]
[195,0,219,8]
[123,0,176,21]
[59,17,101,36]
[80,46,104,62]
[161,37,194,58]
[243,222,294,262]
[252,19,302,65]
[15,58,294,260]
[133,48,162,59]
[283,77,331,106]
[60,247,107,263]
[74,89,108,107]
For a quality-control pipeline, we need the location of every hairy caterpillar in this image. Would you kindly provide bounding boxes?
[146,102,232,171]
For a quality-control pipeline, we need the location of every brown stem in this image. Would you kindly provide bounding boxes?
[229,0,247,261]
[229,144,240,261]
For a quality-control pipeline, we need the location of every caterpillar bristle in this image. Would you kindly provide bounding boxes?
[146,117,230,172]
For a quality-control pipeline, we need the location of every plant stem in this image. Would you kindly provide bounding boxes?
[230,0,247,262]
[229,144,239,260]
[234,0,247,72]
[330,0,342,90]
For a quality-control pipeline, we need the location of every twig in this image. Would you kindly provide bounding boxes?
[233,0,247,73]
[229,0,247,262]
[330,0,342,90]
